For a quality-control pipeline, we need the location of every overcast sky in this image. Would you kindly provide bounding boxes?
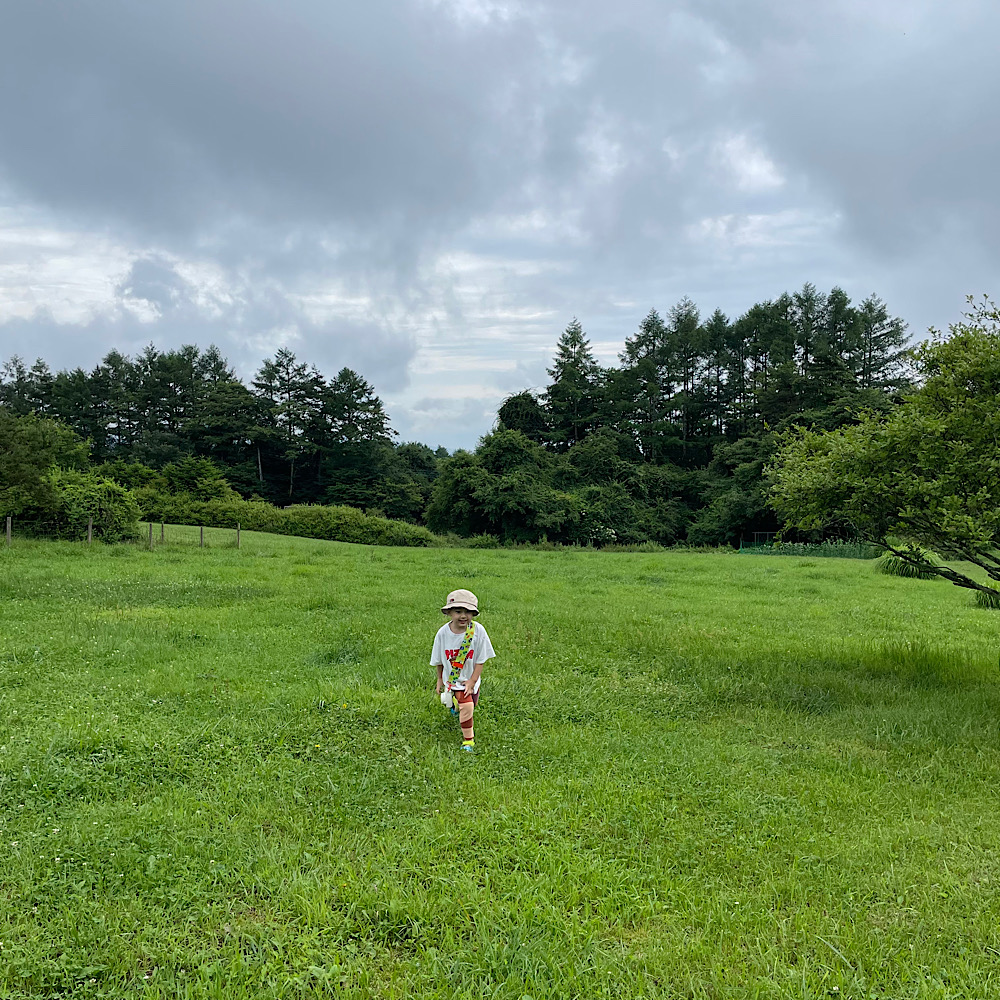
[0,0,996,449]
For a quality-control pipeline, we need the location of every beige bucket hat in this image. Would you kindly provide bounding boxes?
[441,589,479,614]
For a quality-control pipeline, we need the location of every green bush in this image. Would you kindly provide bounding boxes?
[24,468,142,542]
[136,491,438,547]
[1,411,90,516]
[465,533,501,549]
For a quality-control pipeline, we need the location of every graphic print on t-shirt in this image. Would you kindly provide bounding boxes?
[446,624,475,687]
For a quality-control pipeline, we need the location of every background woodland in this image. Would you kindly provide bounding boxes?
[0,282,910,545]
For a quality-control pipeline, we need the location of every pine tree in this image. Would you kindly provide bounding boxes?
[252,348,323,498]
[702,309,732,436]
[853,294,910,390]
[544,318,603,451]
[618,308,672,462]
[0,356,32,415]
[792,282,827,373]
[667,297,707,452]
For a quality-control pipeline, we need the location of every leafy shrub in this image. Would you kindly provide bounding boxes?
[465,534,501,549]
[161,457,234,500]
[1,411,90,515]
[136,492,438,547]
[24,468,142,542]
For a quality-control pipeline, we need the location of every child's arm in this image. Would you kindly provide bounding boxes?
[431,631,445,693]
[466,660,484,692]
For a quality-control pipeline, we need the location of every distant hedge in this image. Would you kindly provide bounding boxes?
[137,492,439,547]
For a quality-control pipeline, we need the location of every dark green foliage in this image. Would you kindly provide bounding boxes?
[160,456,233,500]
[545,318,604,450]
[465,533,501,548]
[772,297,1000,600]
[96,454,437,547]
[1,345,427,520]
[2,280,913,545]
[686,436,777,547]
[27,468,142,542]
[497,391,549,443]
[445,284,912,546]
[427,429,692,546]
[0,409,91,515]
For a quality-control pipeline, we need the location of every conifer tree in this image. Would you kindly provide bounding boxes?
[702,309,732,436]
[853,294,910,389]
[667,297,707,453]
[618,308,672,462]
[544,318,603,451]
[792,282,826,373]
[252,348,323,498]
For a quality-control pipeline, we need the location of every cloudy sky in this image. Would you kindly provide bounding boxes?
[1,0,996,449]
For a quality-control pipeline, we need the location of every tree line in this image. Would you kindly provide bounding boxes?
[433,283,910,544]
[0,282,911,544]
[0,346,442,522]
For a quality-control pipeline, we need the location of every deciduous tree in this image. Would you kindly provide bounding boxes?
[770,298,1000,599]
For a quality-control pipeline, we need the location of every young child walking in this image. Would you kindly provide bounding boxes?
[431,589,495,753]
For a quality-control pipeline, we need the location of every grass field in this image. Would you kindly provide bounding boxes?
[2,527,1000,999]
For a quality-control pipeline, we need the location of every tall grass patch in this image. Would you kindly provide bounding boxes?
[875,551,940,578]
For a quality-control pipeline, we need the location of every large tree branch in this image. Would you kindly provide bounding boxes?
[873,534,1000,597]
[893,513,1000,582]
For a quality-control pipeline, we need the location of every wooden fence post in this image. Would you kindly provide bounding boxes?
[5,516,10,547]
[148,522,154,550]
[161,522,165,543]
[87,517,93,545]
[200,525,204,548]
[236,522,241,549]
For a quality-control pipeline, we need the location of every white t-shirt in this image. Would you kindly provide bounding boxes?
[430,621,495,693]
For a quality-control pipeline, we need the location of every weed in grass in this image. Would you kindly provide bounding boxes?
[974,588,1000,610]
[875,551,939,579]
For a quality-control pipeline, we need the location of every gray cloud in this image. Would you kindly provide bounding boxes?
[0,0,997,447]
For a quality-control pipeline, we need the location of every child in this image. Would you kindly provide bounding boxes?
[431,589,495,753]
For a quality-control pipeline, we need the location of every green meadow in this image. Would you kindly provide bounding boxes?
[3,528,1000,999]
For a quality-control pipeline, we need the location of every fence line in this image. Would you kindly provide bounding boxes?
[2,517,242,550]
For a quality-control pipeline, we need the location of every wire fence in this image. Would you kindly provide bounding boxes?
[2,516,243,550]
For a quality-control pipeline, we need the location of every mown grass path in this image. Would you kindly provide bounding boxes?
[2,528,1000,998]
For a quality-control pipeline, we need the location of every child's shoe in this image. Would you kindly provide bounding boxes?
[461,739,475,753]
[450,695,459,716]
